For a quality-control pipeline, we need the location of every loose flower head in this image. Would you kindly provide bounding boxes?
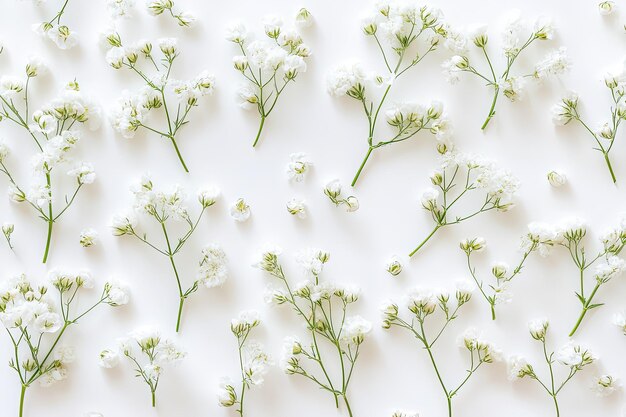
[79,228,98,247]
[547,170,567,187]
[324,179,359,212]
[286,197,307,219]
[230,198,252,222]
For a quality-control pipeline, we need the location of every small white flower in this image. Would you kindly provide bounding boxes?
[528,318,549,340]
[54,346,76,364]
[286,153,312,182]
[613,311,626,334]
[385,256,403,276]
[79,228,98,247]
[547,170,567,187]
[286,198,307,219]
[197,243,228,288]
[341,315,372,345]
[229,198,251,222]
[295,8,313,28]
[104,279,131,306]
[598,1,616,15]
[592,375,620,397]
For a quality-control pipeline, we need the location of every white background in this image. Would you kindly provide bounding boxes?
[0,0,625,416]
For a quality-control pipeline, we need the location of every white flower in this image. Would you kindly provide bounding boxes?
[25,56,47,77]
[593,256,626,283]
[534,47,571,79]
[555,340,596,367]
[420,187,440,210]
[592,375,620,397]
[111,212,138,236]
[107,0,136,19]
[229,198,251,222]
[39,365,67,387]
[105,279,131,306]
[98,349,120,369]
[286,198,307,219]
[598,1,616,15]
[528,318,549,340]
[341,315,372,345]
[327,63,366,97]
[295,248,330,276]
[386,256,403,276]
[226,21,248,43]
[46,25,79,50]
[242,341,272,385]
[547,170,567,187]
[197,243,228,288]
[286,152,312,182]
[79,228,98,247]
[295,8,313,28]
[507,355,532,380]
[0,76,25,99]
[198,186,221,208]
[68,162,96,184]
[236,84,257,110]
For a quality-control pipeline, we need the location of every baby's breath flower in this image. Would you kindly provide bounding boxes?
[547,170,567,187]
[324,179,359,212]
[591,375,620,397]
[79,228,98,247]
[295,8,313,28]
[2,222,14,249]
[286,198,307,218]
[599,1,616,15]
[286,152,312,182]
[528,318,549,340]
[196,244,228,288]
[385,256,403,276]
[230,198,251,222]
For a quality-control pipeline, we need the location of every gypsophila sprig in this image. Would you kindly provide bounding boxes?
[521,217,626,336]
[227,16,311,147]
[103,32,215,172]
[0,272,129,417]
[328,2,450,186]
[551,62,625,183]
[100,327,185,407]
[3,222,14,250]
[443,11,568,130]
[218,311,272,416]
[256,246,370,417]
[462,235,537,320]
[382,284,500,417]
[409,151,519,257]
[324,179,359,212]
[79,228,98,247]
[507,319,596,417]
[30,0,78,49]
[111,175,223,332]
[145,0,196,27]
[0,75,100,263]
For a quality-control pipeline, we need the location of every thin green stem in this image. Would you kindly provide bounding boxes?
[351,147,373,187]
[252,115,266,147]
[481,87,500,130]
[169,137,189,173]
[19,384,26,417]
[569,282,601,337]
[409,224,442,257]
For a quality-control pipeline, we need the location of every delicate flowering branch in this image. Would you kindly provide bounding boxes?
[323,179,359,212]
[552,66,625,183]
[145,0,196,27]
[31,0,78,49]
[327,3,451,186]
[443,12,568,130]
[112,176,223,332]
[409,151,518,257]
[520,218,626,336]
[103,32,215,172]
[507,319,596,417]
[256,247,371,417]
[382,283,499,417]
[0,68,99,263]
[0,271,129,417]
[460,236,537,320]
[100,328,186,407]
[226,14,311,147]
[3,222,14,250]
[218,311,272,416]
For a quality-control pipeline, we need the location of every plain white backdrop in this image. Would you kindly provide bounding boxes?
[0,0,625,416]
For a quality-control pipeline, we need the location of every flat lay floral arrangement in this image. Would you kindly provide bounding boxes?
[0,0,625,417]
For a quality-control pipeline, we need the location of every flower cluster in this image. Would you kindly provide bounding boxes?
[324,179,359,212]
[552,61,625,183]
[443,11,568,129]
[146,0,196,27]
[111,175,222,331]
[0,70,99,263]
[103,32,215,172]
[2,222,14,250]
[100,327,186,407]
[31,0,78,49]
[507,319,597,416]
[0,272,129,417]
[328,2,449,186]
[409,151,519,256]
[519,217,626,335]
[461,234,539,319]
[218,310,272,414]
[382,283,500,417]
[255,246,370,417]
[227,12,312,147]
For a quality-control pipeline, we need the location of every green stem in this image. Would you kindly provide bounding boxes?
[19,384,26,417]
[481,87,500,130]
[151,389,156,407]
[569,282,601,337]
[552,394,560,417]
[342,394,354,417]
[169,137,189,173]
[490,304,496,321]
[604,152,617,184]
[252,115,266,147]
[351,146,373,187]
[409,224,442,257]
[42,220,53,263]
[175,295,185,333]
